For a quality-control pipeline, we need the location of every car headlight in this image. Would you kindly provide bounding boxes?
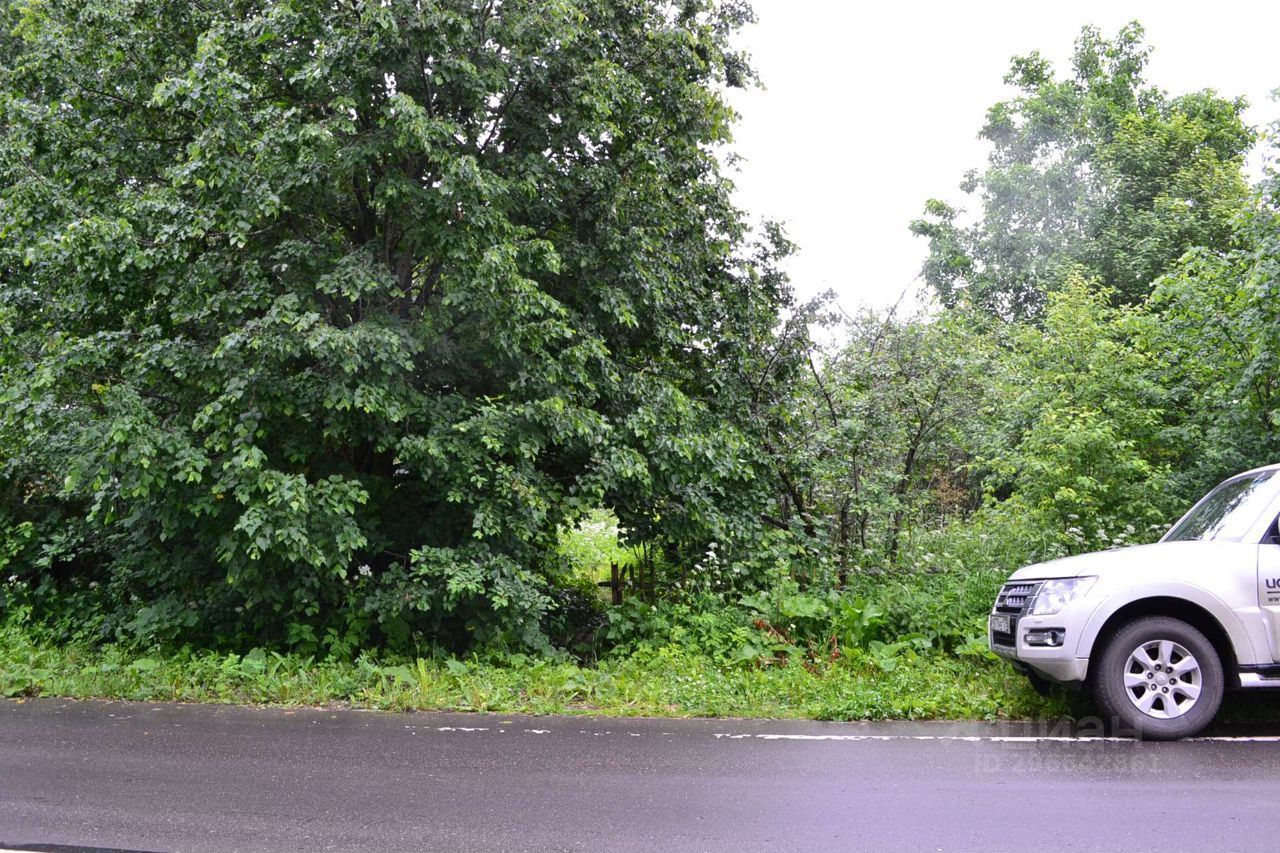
[1029,577,1097,615]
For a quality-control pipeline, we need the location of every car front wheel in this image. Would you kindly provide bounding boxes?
[1092,616,1224,740]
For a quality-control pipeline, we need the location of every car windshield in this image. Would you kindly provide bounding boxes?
[1165,470,1279,543]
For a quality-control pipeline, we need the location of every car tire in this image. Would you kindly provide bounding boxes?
[1092,616,1224,740]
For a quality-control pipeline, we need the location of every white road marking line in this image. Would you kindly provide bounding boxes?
[714,733,1280,743]
[433,726,489,732]
[1187,736,1280,742]
[391,725,1280,743]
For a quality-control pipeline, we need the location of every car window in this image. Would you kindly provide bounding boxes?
[1165,471,1279,543]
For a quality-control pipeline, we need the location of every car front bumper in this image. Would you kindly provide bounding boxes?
[991,643,1089,683]
[989,598,1096,684]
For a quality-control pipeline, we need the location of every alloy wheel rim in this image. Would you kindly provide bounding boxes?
[1123,639,1201,720]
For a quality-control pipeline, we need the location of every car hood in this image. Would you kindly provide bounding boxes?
[1008,540,1250,581]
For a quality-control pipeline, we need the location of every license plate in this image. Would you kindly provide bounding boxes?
[989,614,1012,634]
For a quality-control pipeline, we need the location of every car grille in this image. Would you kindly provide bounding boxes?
[990,581,1041,648]
[994,581,1041,614]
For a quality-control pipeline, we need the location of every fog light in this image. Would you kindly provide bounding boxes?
[1025,629,1065,647]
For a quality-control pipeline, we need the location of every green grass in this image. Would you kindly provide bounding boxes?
[0,620,1082,721]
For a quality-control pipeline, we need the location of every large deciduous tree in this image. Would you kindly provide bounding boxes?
[911,23,1252,320]
[1142,128,1280,499]
[0,0,791,651]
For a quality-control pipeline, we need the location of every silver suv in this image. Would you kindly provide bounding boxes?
[990,464,1280,739]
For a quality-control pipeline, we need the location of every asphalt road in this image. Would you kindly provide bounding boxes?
[3,699,1280,852]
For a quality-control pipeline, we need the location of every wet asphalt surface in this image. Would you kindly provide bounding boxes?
[2,699,1280,852]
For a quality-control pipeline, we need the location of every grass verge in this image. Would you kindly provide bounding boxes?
[0,621,1084,721]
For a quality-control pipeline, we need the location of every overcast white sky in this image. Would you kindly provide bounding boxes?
[725,1,1280,313]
